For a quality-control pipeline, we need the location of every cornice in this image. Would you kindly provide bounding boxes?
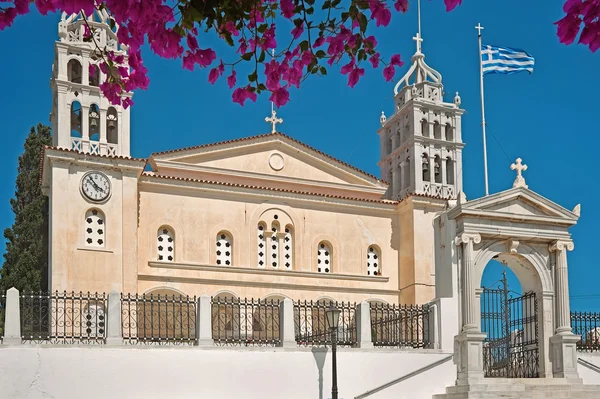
[148,261,390,283]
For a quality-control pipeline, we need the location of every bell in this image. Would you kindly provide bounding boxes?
[107,116,117,130]
[89,112,99,128]
[422,160,429,172]
[434,162,440,175]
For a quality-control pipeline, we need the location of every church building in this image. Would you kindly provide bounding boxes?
[40,11,465,306]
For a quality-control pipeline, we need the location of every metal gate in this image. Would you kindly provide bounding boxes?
[481,285,539,378]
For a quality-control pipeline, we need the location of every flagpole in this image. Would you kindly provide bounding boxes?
[476,23,489,196]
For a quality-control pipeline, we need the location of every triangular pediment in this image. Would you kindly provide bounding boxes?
[149,133,386,188]
[451,187,579,224]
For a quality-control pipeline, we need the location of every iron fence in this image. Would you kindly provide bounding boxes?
[121,293,197,345]
[211,297,281,346]
[20,291,107,344]
[294,300,356,347]
[571,311,600,352]
[0,292,5,338]
[370,302,430,348]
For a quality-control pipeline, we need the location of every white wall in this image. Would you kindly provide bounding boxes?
[578,353,600,385]
[0,347,455,399]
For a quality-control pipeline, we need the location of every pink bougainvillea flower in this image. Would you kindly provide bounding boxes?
[394,0,409,13]
[280,0,295,19]
[348,67,365,88]
[232,86,257,106]
[369,53,381,68]
[390,54,404,67]
[208,63,225,84]
[270,87,290,107]
[369,0,392,27]
[383,64,395,81]
[444,0,462,12]
[291,24,304,39]
[555,14,582,44]
[227,70,237,88]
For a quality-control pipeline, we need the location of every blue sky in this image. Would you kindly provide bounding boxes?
[0,0,598,309]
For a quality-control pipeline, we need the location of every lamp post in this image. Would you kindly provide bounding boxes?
[326,304,341,399]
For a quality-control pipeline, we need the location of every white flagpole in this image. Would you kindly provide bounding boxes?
[476,23,489,196]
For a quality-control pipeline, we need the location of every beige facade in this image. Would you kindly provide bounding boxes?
[40,11,465,305]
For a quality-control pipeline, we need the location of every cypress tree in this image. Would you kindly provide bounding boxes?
[0,124,52,293]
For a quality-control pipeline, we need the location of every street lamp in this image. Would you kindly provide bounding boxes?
[326,304,341,399]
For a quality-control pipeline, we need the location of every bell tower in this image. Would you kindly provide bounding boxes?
[50,10,131,157]
[378,33,465,201]
[379,33,466,305]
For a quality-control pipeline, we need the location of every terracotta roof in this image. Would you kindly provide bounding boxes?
[150,132,388,185]
[141,172,398,206]
[39,146,147,185]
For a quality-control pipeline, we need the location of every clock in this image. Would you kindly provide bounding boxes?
[81,171,111,202]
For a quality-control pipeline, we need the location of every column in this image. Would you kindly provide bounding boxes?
[550,240,574,333]
[279,298,296,348]
[3,287,21,345]
[356,301,374,348]
[81,104,90,153]
[196,295,213,346]
[106,291,123,345]
[455,233,481,332]
[392,161,401,199]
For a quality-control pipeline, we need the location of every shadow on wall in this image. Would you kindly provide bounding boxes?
[312,347,328,399]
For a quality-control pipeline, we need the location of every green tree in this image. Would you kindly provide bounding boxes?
[0,124,52,293]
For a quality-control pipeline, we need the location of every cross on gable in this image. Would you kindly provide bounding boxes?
[510,157,528,189]
[265,109,283,134]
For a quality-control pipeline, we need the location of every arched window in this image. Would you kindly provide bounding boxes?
[107,107,118,144]
[433,121,442,139]
[84,208,105,248]
[71,101,82,138]
[317,242,332,273]
[283,225,293,269]
[446,157,455,185]
[89,63,100,86]
[212,293,241,341]
[157,227,174,262]
[422,154,430,182]
[445,123,454,141]
[216,231,232,266]
[67,59,82,83]
[82,301,105,338]
[89,104,100,141]
[367,246,381,276]
[257,223,267,268]
[420,119,428,137]
[270,221,280,268]
[434,155,442,184]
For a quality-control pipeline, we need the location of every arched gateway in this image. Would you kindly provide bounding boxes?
[434,159,582,391]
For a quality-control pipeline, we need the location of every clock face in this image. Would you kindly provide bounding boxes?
[81,171,111,202]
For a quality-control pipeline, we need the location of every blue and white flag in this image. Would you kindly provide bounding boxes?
[481,44,535,75]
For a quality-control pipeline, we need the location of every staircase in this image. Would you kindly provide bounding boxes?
[433,378,600,398]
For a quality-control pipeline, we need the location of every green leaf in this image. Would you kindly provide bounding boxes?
[322,1,331,10]
[257,23,268,34]
[315,50,326,58]
[258,51,266,63]
[300,40,309,52]
[241,52,253,61]
[248,71,258,82]
[305,6,314,15]
[319,66,328,75]
[359,13,368,32]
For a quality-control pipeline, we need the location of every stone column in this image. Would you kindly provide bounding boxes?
[3,287,21,345]
[279,298,296,348]
[453,233,486,384]
[356,301,374,348]
[196,295,213,346]
[550,241,574,333]
[106,291,123,345]
[549,240,580,378]
[455,233,481,332]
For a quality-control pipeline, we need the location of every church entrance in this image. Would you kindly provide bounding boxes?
[480,263,540,378]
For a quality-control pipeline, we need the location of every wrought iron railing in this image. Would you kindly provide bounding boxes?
[121,293,197,345]
[20,291,107,344]
[0,292,5,338]
[370,303,430,348]
[571,311,600,352]
[211,297,281,346]
[294,300,357,347]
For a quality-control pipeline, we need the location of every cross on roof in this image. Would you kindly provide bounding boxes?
[475,23,484,36]
[265,109,283,134]
[510,158,528,189]
[413,32,423,54]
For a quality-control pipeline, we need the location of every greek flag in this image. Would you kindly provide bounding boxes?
[481,44,534,75]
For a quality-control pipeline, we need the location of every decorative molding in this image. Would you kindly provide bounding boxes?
[147,261,390,283]
[454,233,481,246]
[549,240,575,252]
[507,239,520,254]
[572,204,581,217]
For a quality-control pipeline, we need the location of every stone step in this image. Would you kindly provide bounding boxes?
[433,391,600,399]
[433,382,600,399]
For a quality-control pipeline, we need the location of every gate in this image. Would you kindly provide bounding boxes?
[481,287,539,378]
